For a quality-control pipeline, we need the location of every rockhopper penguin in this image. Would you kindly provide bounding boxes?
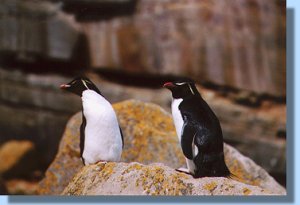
[60,77,124,165]
[163,78,231,178]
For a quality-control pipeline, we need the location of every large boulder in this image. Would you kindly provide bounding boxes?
[62,162,281,195]
[38,100,285,195]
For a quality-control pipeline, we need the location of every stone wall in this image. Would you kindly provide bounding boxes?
[0,0,286,96]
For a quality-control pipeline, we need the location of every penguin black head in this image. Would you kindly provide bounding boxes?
[60,77,101,96]
[163,78,199,99]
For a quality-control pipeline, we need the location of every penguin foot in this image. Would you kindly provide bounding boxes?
[96,160,107,165]
[175,167,192,176]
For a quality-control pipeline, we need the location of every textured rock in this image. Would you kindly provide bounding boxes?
[38,100,285,195]
[4,179,38,195]
[0,68,81,168]
[71,0,286,96]
[0,0,81,62]
[62,162,283,195]
[0,140,38,179]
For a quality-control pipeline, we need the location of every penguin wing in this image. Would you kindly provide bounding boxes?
[80,113,86,165]
[180,122,197,160]
[119,126,124,148]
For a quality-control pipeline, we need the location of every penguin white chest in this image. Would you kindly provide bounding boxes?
[81,90,122,165]
[171,98,184,141]
[171,98,197,174]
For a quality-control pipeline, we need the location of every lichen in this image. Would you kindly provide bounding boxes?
[203,182,218,193]
[227,159,261,186]
[97,162,116,181]
[242,187,252,195]
[113,101,185,167]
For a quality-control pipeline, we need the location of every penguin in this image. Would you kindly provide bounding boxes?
[60,77,124,165]
[163,78,231,178]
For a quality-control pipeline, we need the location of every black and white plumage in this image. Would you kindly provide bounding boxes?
[163,78,230,178]
[61,77,123,165]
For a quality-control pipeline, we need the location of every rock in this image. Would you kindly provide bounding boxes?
[0,68,81,168]
[4,179,39,195]
[62,0,286,96]
[53,0,137,21]
[38,100,285,195]
[0,0,81,62]
[62,162,282,195]
[0,177,7,194]
[0,140,38,179]
[223,145,285,194]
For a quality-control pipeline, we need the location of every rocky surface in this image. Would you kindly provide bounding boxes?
[0,140,38,179]
[3,179,39,195]
[0,68,81,168]
[0,0,285,96]
[38,100,285,195]
[0,0,81,63]
[77,0,285,96]
[62,162,282,195]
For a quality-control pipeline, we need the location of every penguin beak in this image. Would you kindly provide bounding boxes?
[163,82,175,89]
[60,84,71,89]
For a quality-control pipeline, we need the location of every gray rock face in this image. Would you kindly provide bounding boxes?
[0,0,285,96]
[0,68,81,167]
[74,0,285,97]
[0,0,81,62]
[62,162,284,195]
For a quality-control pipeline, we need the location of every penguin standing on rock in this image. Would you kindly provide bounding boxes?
[163,78,231,178]
[60,77,123,165]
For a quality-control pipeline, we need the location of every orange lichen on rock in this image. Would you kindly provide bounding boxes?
[203,181,218,193]
[113,100,185,168]
[242,187,252,195]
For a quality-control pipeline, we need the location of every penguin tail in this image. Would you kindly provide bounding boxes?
[227,172,241,182]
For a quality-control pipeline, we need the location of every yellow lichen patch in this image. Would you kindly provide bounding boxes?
[203,181,218,192]
[113,100,185,167]
[165,173,193,195]
[129,164,193,195]
[121,163,143,175]
[242,187,252,195]
[97,162,116,181]
[227,159,260,186]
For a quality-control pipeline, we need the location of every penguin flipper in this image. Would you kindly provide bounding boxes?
[181,122,197,160]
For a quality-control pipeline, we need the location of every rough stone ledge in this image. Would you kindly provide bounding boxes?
[62,162,284,196]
